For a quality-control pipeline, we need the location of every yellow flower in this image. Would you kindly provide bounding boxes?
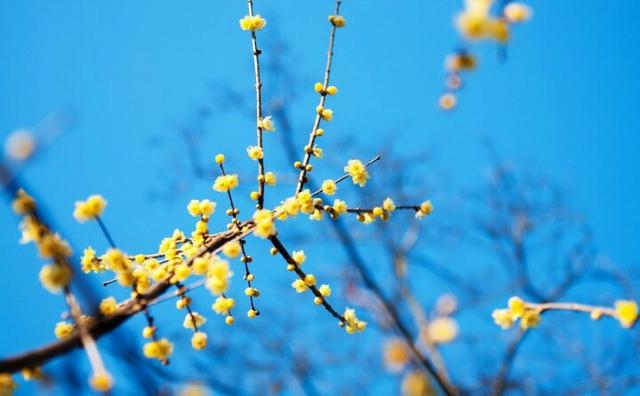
[239,15,267,32]
[292,250,306,265]
[282,197,301,217]
[89,371,113,392]
[212,296,235,315]
[264,172,277,186]
[383,338,410,372]
[215,153,225,164]
[291,279,308,293]
[213,174,239,192]
[81,247,105,273]
[319,284,331,297]
[304,274,316,286]
[445,52,477,72]
[258,116,276,131]
[489,19,510,43]
[253,209,276,238]
[142,326,155,339]
[401,370,433,396]
[296,189,315,214]
[326,85,338,95]
[39,264,71,293]
[508,296,526,318]
[99,297,118,316]
[0,373,17,395]
[21,366,42,381]
[143,338,174,361]
[344,159,369,187]
[37,234,72,259]
[247,145,264,160]
[222,241,242,258]
[333,199,348,215]
[321,179,337,195]
[491,309,513,329]
[320,108,333,121]
[183,312,207,330]
[191,332,208,350]
[520,310,541,329]
[439,93,457,111]
[416,201,433,219]
[343,308,367,334]
[54,321,74,339]
[504,3,532,23]
[328,15,346,27]
[615,300,638,328]
[12,189,35,215]
[206,259,232,295]
[103,248,130,273]
[73,194,107,222]
[424,317,459,344]
[382,198,396,212]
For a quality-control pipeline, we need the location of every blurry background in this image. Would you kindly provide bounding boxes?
[1,0,639,395]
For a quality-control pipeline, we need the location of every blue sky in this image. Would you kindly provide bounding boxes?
[1,0,639,394]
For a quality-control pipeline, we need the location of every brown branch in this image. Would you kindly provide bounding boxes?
[0,227,248,373]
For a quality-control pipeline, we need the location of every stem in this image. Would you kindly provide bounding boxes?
[295,0,342,195]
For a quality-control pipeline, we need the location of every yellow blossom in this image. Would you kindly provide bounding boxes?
[143,338,173,361]
[183,312,207,330]
[344,159,369,187]
[319,284,331,297]
[333,199,348,215]
[445,52,477,72]
[258,116,276,131]
[320,108,333,121]
[321,179,337,195]
[508,296,526,318]
[401,370,433,396]
[247,145,264,161]
[439,93,457,111]
[89,371,113,392]
[343,308,367,334]
[491,309,513,329]
[81,247,105,273]
[383,198,396,212]
[206,259,232,295]
[416,201,433,219]
[291,279,308,293]
[615,300,638,328]
[520,310,541,329]
[191,332,208,350]
[103,248,130,273]
[54,321,74,339]
[239,15,267,32]
[222,241,242,258]
[264,172,277,186]
[383,338,410,372]
[142,326,155,339]
[39,264,71,293]
[292,250,306,265]
[326,85,338,95]
[99,297,118,316]
[253,209,276,238]
[424,317,458,344]
[215,154,225,164]
[12,189,35,215]
[73,194,107,222]
[328,15,346,27]
[504,3,532,23]
[213,174,239,192]
[212,296,235,315]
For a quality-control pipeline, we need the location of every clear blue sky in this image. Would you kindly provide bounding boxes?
[1,0,639,394]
